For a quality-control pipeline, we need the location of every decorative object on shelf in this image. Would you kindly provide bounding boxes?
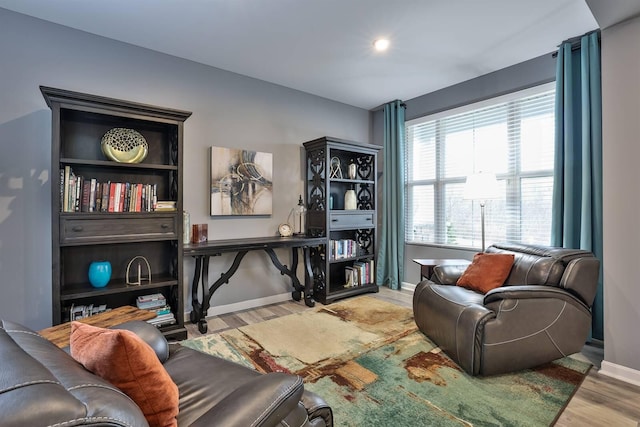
[344,187,357,210]
[100,128,149,164]
[192,224,208,243]
[210,146,273,216]
[88,261,112,288]
[126,255,152,286]
[329,156,343,179]
[278,222,293,237]
[348,161,357,179]
[293,195,307,235]
[183,211,191,244]
[329,194,334,210]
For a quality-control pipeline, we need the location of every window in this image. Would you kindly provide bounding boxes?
[405,83,555,249]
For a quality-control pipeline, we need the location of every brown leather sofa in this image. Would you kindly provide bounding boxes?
[413,243,600,376]
[0,319,332,427]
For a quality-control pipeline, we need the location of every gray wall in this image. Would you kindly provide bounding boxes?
[0,8,369,330]
[372,54,557,284]
[601,15,640,373]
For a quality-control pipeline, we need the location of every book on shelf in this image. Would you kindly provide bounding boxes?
[155,200,177,211]
[136,293,167,310]
[80,180,91,212]
[147,304,172,316]
[330,239,359,260]
[137,292,165,302]
[343,259,375,287]
[59,167,161,213]
[146,310,177,327]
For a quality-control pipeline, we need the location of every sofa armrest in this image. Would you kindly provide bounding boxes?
[455,303,496,375]
[301,390,333,426]
[112,320,170,363]
[431,264,469,285]
[484,285,590,310]
[189,373,304,427]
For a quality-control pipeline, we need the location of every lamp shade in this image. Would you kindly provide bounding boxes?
[463,171,500,201]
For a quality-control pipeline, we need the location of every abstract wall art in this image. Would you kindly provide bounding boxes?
[210,146,273,216]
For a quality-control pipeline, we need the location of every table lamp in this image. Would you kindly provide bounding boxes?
[463,171,499,252]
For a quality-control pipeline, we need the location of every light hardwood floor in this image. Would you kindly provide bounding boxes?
[185,287,640,426]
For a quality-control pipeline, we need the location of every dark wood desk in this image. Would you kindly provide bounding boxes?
[412,258,470,281]
[184,236,325,334]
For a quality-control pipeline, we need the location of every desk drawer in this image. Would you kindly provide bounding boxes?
[330,211,375,230]
[61,215,178,245]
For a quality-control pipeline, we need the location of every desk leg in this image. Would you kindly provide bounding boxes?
[190,255,211,334]
[191,252,248,335]
[190,256,204,328]
[264,248,306,303]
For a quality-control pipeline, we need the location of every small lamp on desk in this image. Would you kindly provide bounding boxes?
[463,171,500,252]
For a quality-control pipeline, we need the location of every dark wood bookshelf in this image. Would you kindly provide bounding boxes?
[42,86,191,340]
[303,136,381,304]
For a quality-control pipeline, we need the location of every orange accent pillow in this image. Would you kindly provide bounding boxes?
[456,253,515,293]
[70,322,178,427]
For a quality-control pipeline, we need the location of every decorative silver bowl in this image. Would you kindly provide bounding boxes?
[101,128,148,163]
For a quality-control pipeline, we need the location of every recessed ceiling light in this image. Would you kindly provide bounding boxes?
[373,38,390,52]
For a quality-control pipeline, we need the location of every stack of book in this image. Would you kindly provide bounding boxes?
[136,293,176,328]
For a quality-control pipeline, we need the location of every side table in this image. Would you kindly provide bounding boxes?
[412,258,470,281]
[39,305,155,348]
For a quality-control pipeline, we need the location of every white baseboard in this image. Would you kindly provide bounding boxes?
[401,281,416,293]
[183,292,295,322]
[599,360,640,387]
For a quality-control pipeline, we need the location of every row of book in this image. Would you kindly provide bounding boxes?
[344,259,375,288]
[60,165,159,213]
[329,239,361,260]
[136,293,177,328]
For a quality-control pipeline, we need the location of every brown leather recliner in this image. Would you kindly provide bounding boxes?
[0,319,332,427]
[413,243,600,376]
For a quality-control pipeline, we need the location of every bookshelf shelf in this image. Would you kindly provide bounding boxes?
[60,158,178,170]
[42,86,191,340]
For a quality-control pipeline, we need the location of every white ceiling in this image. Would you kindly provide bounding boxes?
[0,0,602,110]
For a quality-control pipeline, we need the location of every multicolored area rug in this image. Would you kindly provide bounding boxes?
[181,296,590,426]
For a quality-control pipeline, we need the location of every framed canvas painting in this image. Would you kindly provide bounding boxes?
[210,146,273,216]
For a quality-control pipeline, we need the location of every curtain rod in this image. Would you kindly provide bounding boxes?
[551,29,601,58]
[370,100,406,112]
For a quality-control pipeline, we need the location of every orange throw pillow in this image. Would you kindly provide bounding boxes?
[70,322,178,427]
[456,253,515,293]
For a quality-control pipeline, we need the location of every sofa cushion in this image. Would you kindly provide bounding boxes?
[70,322,179,427]
[456,253,515,293]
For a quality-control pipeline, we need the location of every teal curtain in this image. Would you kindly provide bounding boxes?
[552,31,603,341]
[376,100,406,290]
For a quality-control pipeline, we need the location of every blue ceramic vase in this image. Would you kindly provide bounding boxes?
[88,261,112,288]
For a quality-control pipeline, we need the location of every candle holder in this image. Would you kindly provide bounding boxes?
[126,255,152,286]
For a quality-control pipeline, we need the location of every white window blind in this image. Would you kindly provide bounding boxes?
[405,83,555,249]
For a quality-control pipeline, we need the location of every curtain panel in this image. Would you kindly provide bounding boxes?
[376,100,406,289]
[552,30,603,341]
